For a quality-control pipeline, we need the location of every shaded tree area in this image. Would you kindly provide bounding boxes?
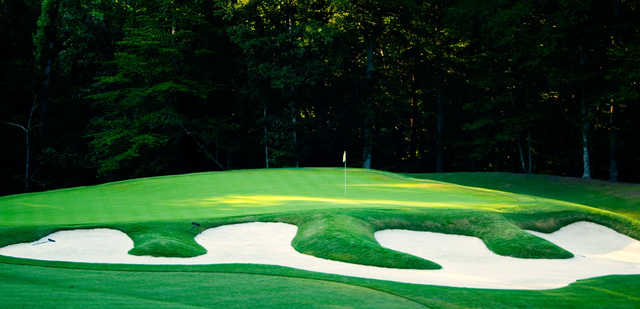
[1,0,639,195]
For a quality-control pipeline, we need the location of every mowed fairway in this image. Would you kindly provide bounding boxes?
[1,168,639,308]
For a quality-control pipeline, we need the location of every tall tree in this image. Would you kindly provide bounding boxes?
[600,0,640,181]
[0,0,40,192]
[87,0,228,179]
[226,0,337,167]
[449,0,548,172]
[545,0,611,179]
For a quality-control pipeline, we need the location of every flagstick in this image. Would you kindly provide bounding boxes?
[344,160,346,195]
[343,151,347,195]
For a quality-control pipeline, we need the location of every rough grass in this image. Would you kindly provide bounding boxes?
[0,168,639,308]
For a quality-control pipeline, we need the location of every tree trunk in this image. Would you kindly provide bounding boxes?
[579,82,591,179]
[7,122,31,192]
[39,54,52,139]
[435,91,444,172]
[581,122,591,179]
[264,103,269,168]
[527,130,532,174]
[180,124,225,170]
[215,134,219,164]
[408,97,416,167]
[408,73,417,169]
[518,138,526,173]
[362,127,372,169]
[578,47,591,179]
[286,5,298,168]
[24,102,37,192]
[36,0,58,141]
[609,130,618,182]
[613,0,622,17]
[24,132,31,191]
[4,102,37,191]
[366,35,374,80]
[362,35,375,169]
[291,103,298,168]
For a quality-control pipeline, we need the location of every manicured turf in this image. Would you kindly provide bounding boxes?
[0,168,639,308]
[411,172,640,219]
[1,259,639,309]
[0,263,423,309]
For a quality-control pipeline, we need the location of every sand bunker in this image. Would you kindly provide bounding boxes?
[1,221,639,289]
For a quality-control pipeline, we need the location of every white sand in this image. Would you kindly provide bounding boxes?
[0,221,639,289]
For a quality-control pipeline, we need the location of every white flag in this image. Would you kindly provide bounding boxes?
[342,151,346,163]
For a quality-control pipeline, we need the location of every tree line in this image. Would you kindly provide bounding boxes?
[1,0,639,194]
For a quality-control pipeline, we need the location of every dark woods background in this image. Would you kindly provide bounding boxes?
[1,0,639,195]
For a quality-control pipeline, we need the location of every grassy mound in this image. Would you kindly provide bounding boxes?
[291,213,442,269]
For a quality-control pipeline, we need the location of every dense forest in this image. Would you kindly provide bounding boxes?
[1,0,639,195]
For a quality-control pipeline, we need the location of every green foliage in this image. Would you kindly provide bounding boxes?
[87,0,227,178]
[224,0,342,167]
[33,0,56,71]
[3,0,640,194]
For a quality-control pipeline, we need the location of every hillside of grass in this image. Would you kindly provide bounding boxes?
[1,168,639,267]
[1,259,639,309]
[411,172,640,219]
[1,168,639,308]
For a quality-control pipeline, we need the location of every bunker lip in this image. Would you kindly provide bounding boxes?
[0,221,639,290]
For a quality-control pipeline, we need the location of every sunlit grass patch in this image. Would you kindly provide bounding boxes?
[173,194,517,211]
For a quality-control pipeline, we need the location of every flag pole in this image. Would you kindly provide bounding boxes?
[343,151,347,195]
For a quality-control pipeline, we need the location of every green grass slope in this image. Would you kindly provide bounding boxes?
[0,263,424,309]
[1,168,605,264]
[0,260,638,309]
[0,168,639,308]
[412,172,640,219]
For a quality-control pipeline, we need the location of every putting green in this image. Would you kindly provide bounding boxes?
[0,168,639,308]
[0,168,521,226]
